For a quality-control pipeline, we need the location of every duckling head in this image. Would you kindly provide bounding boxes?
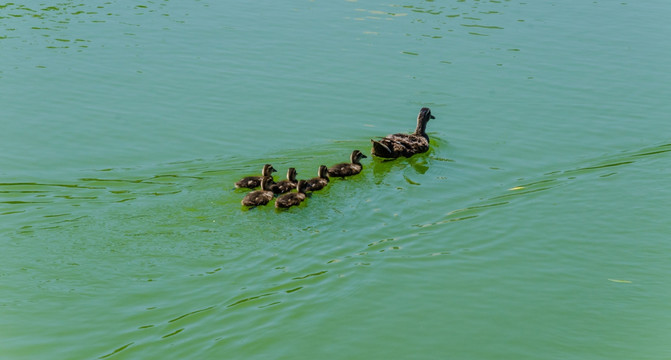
[260,176,273,191]
[318,165,329,179]
[287,167,298,182]
[296,180,308,193]
[350,150,368,164]
[262,164,277,176]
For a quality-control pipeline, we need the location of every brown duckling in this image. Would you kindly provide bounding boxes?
[241,176,274,207]
[371,107,435,158]
[328,150,367,178]
[275,180,308,209]
[305,165,329,191]
[235,164,276,189]
[269,167,298,194]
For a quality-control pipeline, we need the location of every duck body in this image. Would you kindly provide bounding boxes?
[327,150,367,178]
[305,165,329,191]
[235,164,276,189]
[270,168,298,195]
[371,107,435,159]
[275,181,308,209]
[241,176,274,207]
[371,134,429,158]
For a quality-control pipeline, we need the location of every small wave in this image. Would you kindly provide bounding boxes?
[418,141,671,230]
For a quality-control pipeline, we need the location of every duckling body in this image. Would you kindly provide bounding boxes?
[371,108,435,158]
[275,181,308,209]
[305,165,329,191]
[270,168,298,195]
[241,176,274,207]
[328,150,367,178]
[235,164,276,189]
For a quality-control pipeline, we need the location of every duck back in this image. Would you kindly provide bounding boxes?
[305,165,329,191]
[305,177,329,191]
[235,176,264,189]
[327,150,367,177]
[241,190,273,206]
[327,163,363,177]
[270,180,297,194]
[372,134,429,158]
[275,192,306,208]
[241,176,274,206]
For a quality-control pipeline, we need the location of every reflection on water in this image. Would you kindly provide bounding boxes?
[0,1,194,52]
[343,0,516,67]
[348,1,510,38]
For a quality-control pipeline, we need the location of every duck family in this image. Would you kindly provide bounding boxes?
[236,150,362,209]
[235,107,436,209]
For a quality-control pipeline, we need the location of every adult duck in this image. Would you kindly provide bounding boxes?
[371,107,435,158]
[270,167,298,194]
[305,165,329,191]
[235,164,276,189]
[327,150,367,178]
[241,176,274,207]
[275,180,308,209]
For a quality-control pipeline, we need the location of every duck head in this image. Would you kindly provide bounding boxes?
[318,165,329,179]
[350,149,368,164]
[287,167,298,182]
[415,107,435,137]
[260,176,273,191]
[419,107,435,121]
[296,180,308,193]
[262,164,277,176]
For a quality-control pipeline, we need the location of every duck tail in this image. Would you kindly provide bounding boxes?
[371,139,394,158]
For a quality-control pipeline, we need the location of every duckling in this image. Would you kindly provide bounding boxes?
[241,176,274,207]
[275,180,308,209]
[327,150,367,178]
[269,167,298,195]
[305,165,329,191]
[235,164,276,189]
[371,107,436,158]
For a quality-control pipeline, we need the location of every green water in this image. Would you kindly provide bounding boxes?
[2,1,670,359]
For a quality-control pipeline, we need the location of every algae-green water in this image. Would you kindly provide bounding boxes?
[2,1,671,359]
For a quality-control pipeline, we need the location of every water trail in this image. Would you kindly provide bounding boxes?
[419,142,671,228]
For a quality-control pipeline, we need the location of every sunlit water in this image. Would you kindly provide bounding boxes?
[2,1,671,359]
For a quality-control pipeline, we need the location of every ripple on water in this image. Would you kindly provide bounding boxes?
[5,140,670,359]
[0,2,202,57]
[413,141,671,235]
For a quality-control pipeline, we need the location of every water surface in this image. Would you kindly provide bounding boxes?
[2,1,670,359]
